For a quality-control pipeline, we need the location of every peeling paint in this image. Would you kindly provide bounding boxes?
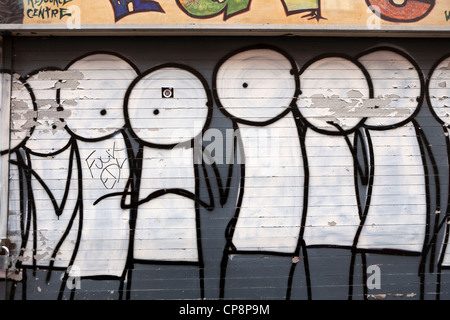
[308,93,411,119]
[11,99,30,110]
[53,80,81,90]
[35,99,59,108]
[36,107,72,120]
[34,252,49,260]
[36,70,84,81]
[62,99,78,106]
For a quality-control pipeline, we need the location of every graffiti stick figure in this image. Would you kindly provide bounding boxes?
[355,47,437,299]
[213,45,310,300]
[58,52,139,299]
[124,63,220,299]
[297,54,372,299]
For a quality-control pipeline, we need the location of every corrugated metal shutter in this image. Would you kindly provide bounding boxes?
[2,35,450,300]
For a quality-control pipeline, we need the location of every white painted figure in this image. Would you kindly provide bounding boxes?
[356,48,427,253]
[59,53,138,283]
[214,46,307,299]
[19,69,78,271]
[354,47,430,299]
[124,64,214,298]
[298,55,371,248]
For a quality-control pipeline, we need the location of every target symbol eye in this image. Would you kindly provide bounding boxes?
[162,87,174,99]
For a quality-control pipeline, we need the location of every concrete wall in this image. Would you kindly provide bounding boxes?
[1,35,450,300]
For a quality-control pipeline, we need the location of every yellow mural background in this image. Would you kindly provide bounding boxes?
[22,0,449,27]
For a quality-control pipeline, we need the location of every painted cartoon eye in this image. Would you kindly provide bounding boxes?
[242,82,248,88]
[126,66,210,145]
[365,0,435,23]
[100,109,107,116]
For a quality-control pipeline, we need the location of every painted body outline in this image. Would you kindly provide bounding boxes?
[1,67,82,299]
[122,62,224,300]
[426,53,450,300]
[295,52,373,300]
[212,44,311,300]
[353,46,440,300]
[55,51,140,300]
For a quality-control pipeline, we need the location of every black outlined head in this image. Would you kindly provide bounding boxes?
[426,53,450,127]
[213,45,300,126]
[23,68,73,156]
[124,63,213,148]
[356,46,424,130]
[59,51,139,142]
[298,54,372,135]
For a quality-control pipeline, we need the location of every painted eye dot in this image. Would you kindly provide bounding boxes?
[57,106,64,112]
[100,109,107,116]
[153,109,160,116]
[242,82,248,88]
[52,125,57,130]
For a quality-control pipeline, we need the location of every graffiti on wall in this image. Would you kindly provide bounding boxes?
[2,43,450,300]
[9,0,444,25]
[366,0,436,23]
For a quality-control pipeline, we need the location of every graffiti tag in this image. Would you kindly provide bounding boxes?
[85,142,127,190]
[26,0,73,20]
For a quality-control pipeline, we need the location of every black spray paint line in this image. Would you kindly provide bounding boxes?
[286,105,312,301]
[95,146,224,210]
[426,53,450,300]
[58,138,83,300]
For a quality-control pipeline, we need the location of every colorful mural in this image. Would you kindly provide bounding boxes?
[2,0,446,28]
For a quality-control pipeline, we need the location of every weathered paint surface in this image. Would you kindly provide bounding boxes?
[1,36,450,300]
[0,0,448,31]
